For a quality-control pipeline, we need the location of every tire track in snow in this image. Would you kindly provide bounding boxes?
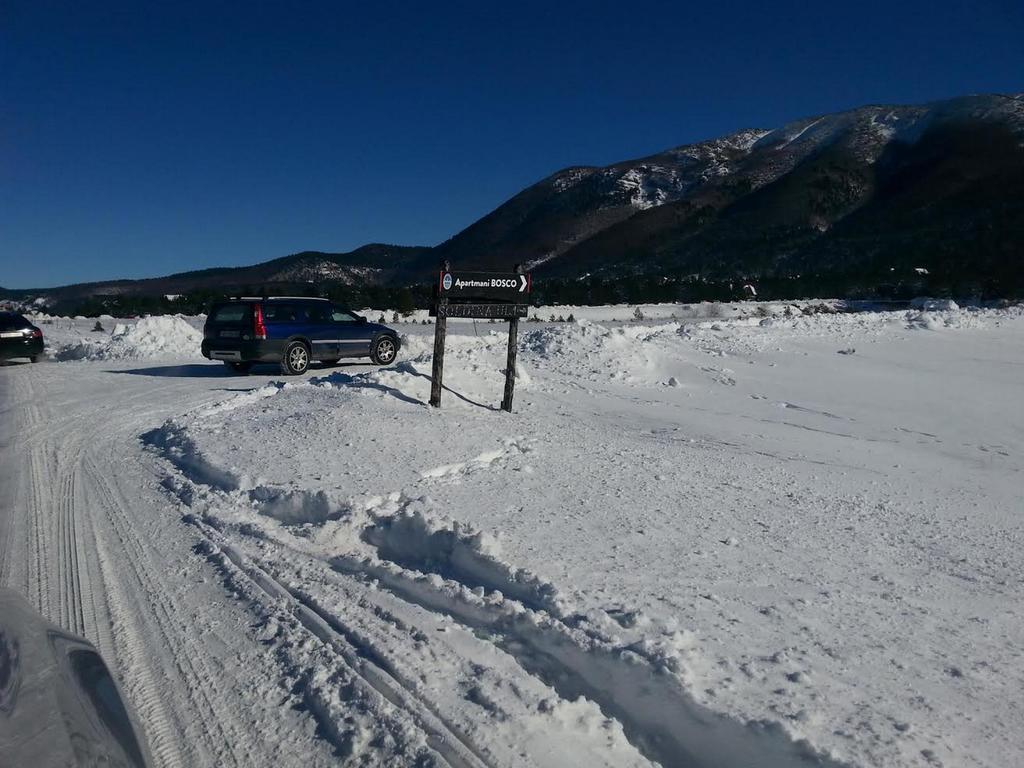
[56,469,73,633]
[59,451,115,656]
[336,537,843,768]
[77,473,117,660]
[187,515,494,768]
[0,379,31,587]
[243,534,653,768]
[56,467,88,637]
[83,454,257,768]
[86,480,186,768]
[8,370,183,767]
[27,445,52,618]
[68,467,89,638]
[7,374,48,608]
[0,471,10,586]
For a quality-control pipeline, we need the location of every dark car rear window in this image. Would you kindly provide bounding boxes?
[210,304,250,323]
[0,313,30,331]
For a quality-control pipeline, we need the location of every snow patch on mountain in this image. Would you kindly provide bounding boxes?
[552,167,598,192]
[616,166,677,209]
[269,258,383,284]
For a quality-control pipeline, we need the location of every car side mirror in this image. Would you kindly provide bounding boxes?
[356,315,367,324]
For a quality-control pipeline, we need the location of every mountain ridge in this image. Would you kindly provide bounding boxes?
[4,92,1023,306]
[440,92,1023,278]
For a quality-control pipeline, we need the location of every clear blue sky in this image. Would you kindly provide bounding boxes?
[2,0,1022,288]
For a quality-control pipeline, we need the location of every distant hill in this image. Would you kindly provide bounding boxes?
[5,92,1023,308]
[4,244,433,306]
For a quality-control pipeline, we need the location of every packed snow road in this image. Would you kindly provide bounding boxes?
[1,304,1022,768]
[0,360,345,766]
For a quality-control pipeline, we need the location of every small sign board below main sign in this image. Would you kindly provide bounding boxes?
[431,302,529,319]
[438,271,531,303]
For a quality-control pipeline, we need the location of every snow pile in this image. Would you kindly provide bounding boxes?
[361,496,565,615]
[905,308,987,331]
[910,297,959,311]
[330,329,528,406]
[102,317,204,359]
[523,319,692,386]
[53,337,107,361]
[55,316,203,361]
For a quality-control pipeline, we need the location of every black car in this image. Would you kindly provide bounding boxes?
[0,312,44,363]
[201,297,401,375]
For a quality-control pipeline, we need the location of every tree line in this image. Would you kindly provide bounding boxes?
[51,264,1021,318]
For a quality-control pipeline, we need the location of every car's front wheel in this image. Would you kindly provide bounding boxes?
[29,355,39,364]
[371,336,398,365]
[282,341,310,375]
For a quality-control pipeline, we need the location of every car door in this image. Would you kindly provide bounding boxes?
[330,306,373,357]
[305,303,340,359]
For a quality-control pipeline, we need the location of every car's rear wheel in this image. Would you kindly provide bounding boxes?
[371,336,397,365]
[225,361,252,374]
[282,341,310,375]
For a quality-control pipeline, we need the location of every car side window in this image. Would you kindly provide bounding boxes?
[306,305,330,323]
[330,307,357,323]
[264,303,303,322]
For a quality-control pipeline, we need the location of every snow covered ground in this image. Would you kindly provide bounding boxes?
[2,303,1022,767]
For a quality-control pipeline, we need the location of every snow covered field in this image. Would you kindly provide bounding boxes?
[2,303,1022,767]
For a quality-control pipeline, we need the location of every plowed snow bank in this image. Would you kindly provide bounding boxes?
[55,316,203,360]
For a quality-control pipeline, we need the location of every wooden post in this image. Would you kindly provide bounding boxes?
[501,315,519,412]
[429,299,447,407]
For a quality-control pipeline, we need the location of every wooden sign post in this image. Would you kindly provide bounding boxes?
[428,265,531,412]
[501,315,519,412]
[429,298,447,408]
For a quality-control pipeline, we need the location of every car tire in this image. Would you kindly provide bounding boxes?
[320,358,340,367]
[371,336,398,365]
[282,341,310,375]
[225,361,252,374]
[29,355,39,364]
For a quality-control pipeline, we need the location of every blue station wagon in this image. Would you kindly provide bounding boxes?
[201,297,400,374]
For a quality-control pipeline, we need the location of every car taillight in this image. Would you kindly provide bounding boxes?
[30,328,42,338]
[253,304,267,339]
